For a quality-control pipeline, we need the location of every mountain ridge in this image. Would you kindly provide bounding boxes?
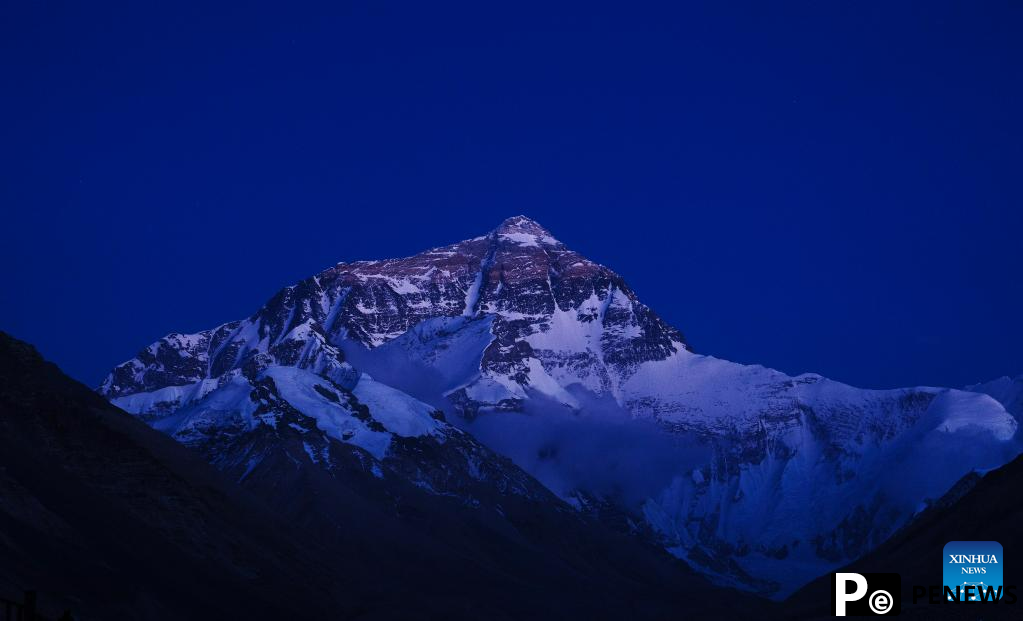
[98,216,1021,597]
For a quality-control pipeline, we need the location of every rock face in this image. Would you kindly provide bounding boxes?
[101,216,684,414]
[99,216,1022,598]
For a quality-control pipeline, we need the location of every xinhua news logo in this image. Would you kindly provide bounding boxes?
[944,541,1003,602]
[833,573,900,616]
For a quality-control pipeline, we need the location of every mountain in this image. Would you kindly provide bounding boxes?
[3,331,776,620]
[0,331,340,619]
[99,215,1021,597]
[967,374,1023,421]
[785,451,1023,619]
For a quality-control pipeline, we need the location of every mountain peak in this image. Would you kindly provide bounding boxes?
[493,215,560,247]
[497,214,545,230]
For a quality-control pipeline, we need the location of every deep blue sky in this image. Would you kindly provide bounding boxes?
[2,1,1020,390]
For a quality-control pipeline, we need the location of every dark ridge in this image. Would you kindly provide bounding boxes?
[0,331,772,620]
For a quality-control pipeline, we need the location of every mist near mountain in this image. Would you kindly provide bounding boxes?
[467,391,712,505]
[341,332,710,504]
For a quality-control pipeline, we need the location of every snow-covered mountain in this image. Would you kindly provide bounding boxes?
[99,215,1021,597]
[966,374,1023,420]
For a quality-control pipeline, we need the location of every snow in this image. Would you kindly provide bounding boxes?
[353,373,443,437]
[303,442,319,463]
[523,358,579,407]
[165,332,206,351]
[111,377,223,417]
[118,365,421,460]
[500,232,543,247]
[322,286,352,334]
[360,274,431,295]
[617,350,1022,597]
[150,375,261,444]
[967,374,1023,423]
[272,321,358,389]
[238,454,264,482]
[398,313,1021,598]
[526,302,603,354]
[462,268,485,316]
[263,366,391,458]
[927,390,1016,440]
[460,375,523,403]
[98,214,1023,599]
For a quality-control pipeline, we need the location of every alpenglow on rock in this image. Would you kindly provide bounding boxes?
[100,215,1021,597]
[101,216,685,413]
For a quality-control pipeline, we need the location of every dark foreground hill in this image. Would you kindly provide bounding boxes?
[0,331,771,620]
[786,453,1023,619]
[0,332,342,619]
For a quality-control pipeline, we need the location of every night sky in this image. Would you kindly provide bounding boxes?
[2,1,1020,390]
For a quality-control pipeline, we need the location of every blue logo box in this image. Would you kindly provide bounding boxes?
[944,541,1003,601]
